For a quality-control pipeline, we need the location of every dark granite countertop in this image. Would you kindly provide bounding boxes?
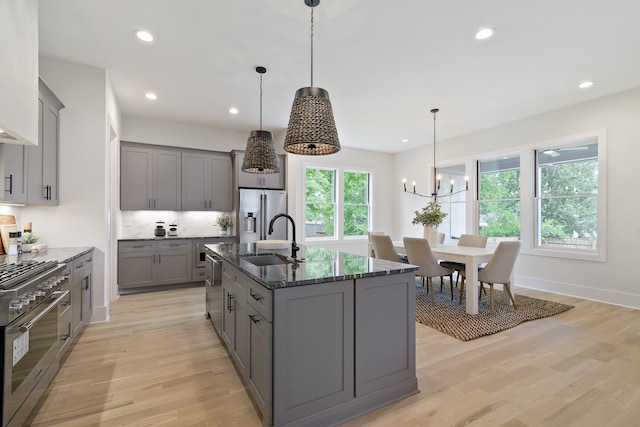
[0,247,93,265]
[119,235,235,242]
[206,243,417,290]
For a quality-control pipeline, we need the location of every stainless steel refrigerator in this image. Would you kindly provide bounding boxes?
[237,188,287,244]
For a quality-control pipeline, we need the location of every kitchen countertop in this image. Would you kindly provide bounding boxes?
[206,242,417,290]
[0,246,93,266]
[119,235,236,242]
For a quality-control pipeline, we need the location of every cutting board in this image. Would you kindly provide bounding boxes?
[0,215,17,255]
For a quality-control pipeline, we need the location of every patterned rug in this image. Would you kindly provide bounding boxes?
[415,283,574,341]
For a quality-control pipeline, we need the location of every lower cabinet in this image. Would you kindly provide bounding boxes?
[214,260,417,427]
[118,240,192,290]
[59,249,94,357]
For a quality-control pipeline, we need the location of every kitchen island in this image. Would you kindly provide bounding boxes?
[205,243,419,427]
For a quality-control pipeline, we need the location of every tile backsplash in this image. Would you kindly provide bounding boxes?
[119,210,232,239]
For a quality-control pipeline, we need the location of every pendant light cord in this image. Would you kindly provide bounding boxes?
[310,6,314,87]
[432,109,438,200]
[259,73,263,130]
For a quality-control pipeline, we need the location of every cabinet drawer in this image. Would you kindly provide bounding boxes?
[119,241,156,253]
[192,267,206,281]
[60,262,73,282]
[247,281,272,322]
[74,250,93,277]
[158,240,190,251]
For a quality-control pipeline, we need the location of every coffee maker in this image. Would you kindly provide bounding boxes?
[154,221,166,237]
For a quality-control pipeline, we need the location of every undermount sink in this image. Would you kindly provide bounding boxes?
[242,253,294,266]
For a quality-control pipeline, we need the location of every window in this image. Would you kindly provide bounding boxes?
[304,166,372,240]
[478,156,521,242]
[305,167,336,238]
[435,164,467,239]
[535,140,598,251]
[343,171,370,237]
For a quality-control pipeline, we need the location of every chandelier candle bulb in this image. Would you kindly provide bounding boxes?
[450,180,454,193]
[437,174,441,190]
[465,176,469,190]
[412,181,416,193]
[403,178,407,191]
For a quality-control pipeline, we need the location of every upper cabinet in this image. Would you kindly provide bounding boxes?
[27,79,64,205]
[120,142,181,210]
[0,143,28,204]
[0,0,39,145]
[232,150,285,190]
[181,150,232,211]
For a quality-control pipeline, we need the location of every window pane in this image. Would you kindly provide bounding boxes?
[343,171,370,237]
[539,197,597,249]
[478,200,521,239]
[478,156,521,241]
[536,140,598,250]
[305,168,335,238]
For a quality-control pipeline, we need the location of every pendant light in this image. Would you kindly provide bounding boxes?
[242,66,280,173]
[284,0,340,156]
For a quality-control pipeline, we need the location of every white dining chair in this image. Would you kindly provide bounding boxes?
[370,234,404,263]
[440,234,488,287]
[403,237,454,303]
[459,240,521,314]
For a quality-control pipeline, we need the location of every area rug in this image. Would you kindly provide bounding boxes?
[415,284,574,341]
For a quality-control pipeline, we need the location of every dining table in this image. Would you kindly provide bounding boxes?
[393,241,512,315]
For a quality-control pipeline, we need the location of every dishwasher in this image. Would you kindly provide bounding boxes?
[204,254,222,334]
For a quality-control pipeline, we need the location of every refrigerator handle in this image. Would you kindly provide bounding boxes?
[260,194,266,240]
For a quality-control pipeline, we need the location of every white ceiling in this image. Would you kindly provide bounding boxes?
[38,0,640,153]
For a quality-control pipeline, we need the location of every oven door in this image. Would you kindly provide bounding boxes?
[3,290,69,427]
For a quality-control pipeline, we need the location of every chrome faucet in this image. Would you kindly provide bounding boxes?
[268,213,299,259]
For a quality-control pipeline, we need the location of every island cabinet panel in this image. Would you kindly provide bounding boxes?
[273,280,355,426]
[354,273,416,396]
[220,262,248,376]
[247,304,272,425]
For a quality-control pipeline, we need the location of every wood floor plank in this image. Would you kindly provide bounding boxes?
[25,286,640,427]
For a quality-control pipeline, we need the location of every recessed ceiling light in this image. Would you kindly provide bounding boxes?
[578,81,594,89]
[401,139,409,143]
[0,128,4,134]
[229,108,239,115]
[474,27,495,40]
[145,92,158,100]
[135,30,154,42]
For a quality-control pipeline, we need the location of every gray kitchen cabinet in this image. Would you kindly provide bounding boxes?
[27,79,64,205]
[118,240,192,290]
[211,256,416,427]
[182,150,232,211]
[272,280,354,426]
[75,250,94,330]
[120,142,181,210]
[156,240,192,286]
[220,262,248,375]
[247,296,273,425]
[0,143,28,203]
[232,150,285,190]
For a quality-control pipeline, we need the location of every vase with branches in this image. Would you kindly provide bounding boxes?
[412,201,447,246]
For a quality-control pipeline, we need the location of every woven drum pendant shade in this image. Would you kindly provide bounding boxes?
[284,87,340,155]
[242,130,280,173]
[241,66,280,173]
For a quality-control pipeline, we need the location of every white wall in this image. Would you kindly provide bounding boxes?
[393,87,640,309]
[22,57,117,322]
[121,116,248,152]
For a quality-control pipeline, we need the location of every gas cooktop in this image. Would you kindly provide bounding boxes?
[0,260,60,290]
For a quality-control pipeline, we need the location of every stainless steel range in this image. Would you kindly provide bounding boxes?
[0,260,69,427]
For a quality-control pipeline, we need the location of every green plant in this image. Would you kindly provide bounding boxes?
[412,201,447,227]
[22,232,39,244]
[216,214,232,230]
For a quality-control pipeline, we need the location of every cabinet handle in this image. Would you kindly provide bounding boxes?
[75,263,83,269]
[83,279,89,291]
[249,314,260,324]
[227,294,235,312]
[158,254,162,263]
[153,199,156,208]
[250,291,263,302]
[148,199,152,208]
[132,245,144,248]
[5,174,13,194]
[169,244,180,247]
[153,254,156,264]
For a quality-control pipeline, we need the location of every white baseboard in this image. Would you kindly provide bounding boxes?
[515,274,640,310]
[88,304,109,323]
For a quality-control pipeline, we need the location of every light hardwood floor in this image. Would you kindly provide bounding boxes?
[26,285,640,427]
